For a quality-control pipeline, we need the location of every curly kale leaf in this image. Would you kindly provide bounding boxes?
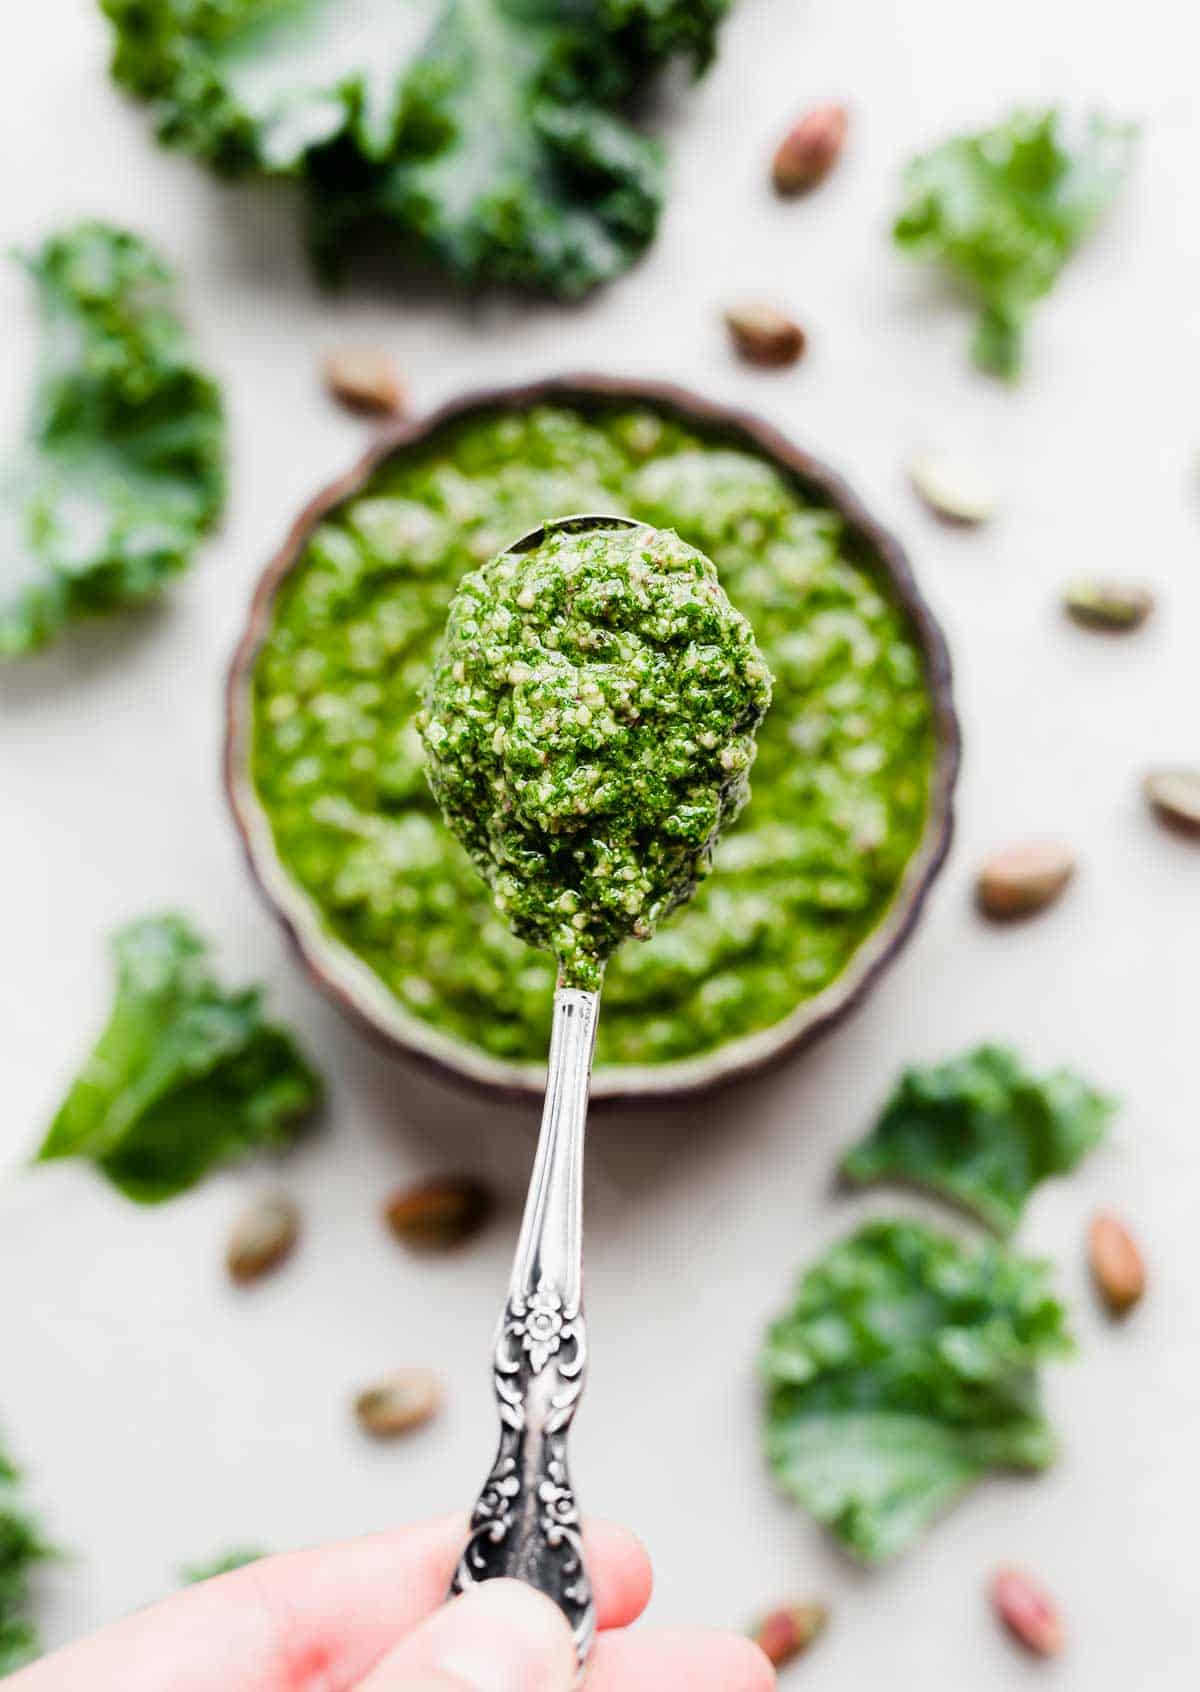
[99,0,731,296]
[0,1444,58,1676]
[842,1044,1115,1236]
[37,915,321,1203]
[893,109,1137,377]
[181,1546,267,1584]
[1,222,225,657]
[762,1220,1073,1565]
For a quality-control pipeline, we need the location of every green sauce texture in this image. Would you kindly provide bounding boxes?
[251,404,934,1069]
[420,520,772,991]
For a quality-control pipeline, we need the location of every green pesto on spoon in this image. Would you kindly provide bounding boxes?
[420,513,771,1672]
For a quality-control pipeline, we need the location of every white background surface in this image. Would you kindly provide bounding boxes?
[3,1,1199,1685]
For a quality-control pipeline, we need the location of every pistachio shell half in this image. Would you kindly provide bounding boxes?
[725,305,806,368]
[1064,578,1154,631]
[226,1193,300,1285]
[384,1175,494,1252]
[908,453,996,525]
[976,841,1075,920]
[1144,767,1200,836]
[355,1368,443,1438]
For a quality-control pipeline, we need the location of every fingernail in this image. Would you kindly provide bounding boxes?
[430,1581,575,1692]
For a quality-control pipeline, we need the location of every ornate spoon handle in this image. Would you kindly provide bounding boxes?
[450,986,599,1674]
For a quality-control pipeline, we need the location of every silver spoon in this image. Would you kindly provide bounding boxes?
[448,515,642,1678]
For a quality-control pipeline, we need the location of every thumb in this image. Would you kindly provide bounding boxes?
[358,1579,578,1692]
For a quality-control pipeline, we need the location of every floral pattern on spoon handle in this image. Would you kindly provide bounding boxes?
[450,987,598,1673]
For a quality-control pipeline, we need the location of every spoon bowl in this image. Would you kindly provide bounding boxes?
[504,512,641,552]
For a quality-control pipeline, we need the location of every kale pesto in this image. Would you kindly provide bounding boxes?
[420,521,772,990]
[250,404,935,1070]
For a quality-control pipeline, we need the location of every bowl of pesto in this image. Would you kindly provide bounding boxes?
[226,377,959,1102]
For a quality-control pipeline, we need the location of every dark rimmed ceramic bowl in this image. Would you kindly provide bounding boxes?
[225,375,959,1104]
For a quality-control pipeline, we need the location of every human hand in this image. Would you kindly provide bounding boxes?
[11,1513,774,1690]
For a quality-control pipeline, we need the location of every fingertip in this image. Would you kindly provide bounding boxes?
[679,1631,777,1690]
[732,1634,779,1690]
[582,1519,654,1628]
[361,1579,576,1692]
[445,1580,579,1690]
[589,1626,778,1691]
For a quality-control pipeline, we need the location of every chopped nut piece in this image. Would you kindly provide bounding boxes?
[772,104,849,195]
[226,1193,300,1284]
[990,1568,1064,1657]
[725,304,806,368]
[323,347,405,416]
[976,841,1075,920]
[384,1175,495,1252]
[1089,1211,1146,1314]
[355,1369,443,1438]
[751,1602,828,1667]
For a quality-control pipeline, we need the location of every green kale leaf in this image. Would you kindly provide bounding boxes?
[37,915,322,1203]
[1,222,225,657]
[99,0,730,297]
[181,1546,268,1584]
[842,1044,1115,1236]
[893,108,1137,377]
[0,1444,58,1676]
[762,1220,1073,1565]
